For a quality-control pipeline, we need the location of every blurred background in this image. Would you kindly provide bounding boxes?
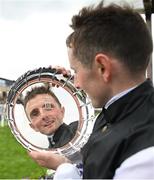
[0,0,153,178]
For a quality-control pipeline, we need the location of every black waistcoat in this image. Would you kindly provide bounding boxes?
[81,79,154,179]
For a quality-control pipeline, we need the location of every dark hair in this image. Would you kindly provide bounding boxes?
[66,1,153,74]
[24,86,61,108]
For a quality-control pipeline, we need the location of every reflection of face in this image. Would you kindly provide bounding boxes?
[25,94,65,135]
[68,48,109,108]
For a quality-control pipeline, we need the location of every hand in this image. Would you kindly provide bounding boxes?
[49,65,72,77]
[28,150,71,170]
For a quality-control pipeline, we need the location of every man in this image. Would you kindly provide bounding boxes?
[28,1,154,179]
[24,85,78,148]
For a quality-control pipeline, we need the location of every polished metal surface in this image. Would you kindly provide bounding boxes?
[6,67,95,158]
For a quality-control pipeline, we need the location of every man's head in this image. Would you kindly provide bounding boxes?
[66,1,153,108]
[24,86,65,135]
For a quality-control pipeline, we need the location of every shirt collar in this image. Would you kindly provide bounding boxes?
[104,86,137,109]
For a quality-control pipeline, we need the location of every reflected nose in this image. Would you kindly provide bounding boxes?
[40,109,49,121]
[41,115,49,122]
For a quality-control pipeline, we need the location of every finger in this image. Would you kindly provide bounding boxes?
[36,159,47,167]
[52,65,71,77]
[28,150,45,160]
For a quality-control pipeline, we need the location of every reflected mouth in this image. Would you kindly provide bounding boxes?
[44,120,55,128]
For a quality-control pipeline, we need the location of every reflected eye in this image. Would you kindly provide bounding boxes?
[30,109,40,118]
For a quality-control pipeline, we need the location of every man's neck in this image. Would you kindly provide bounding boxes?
[111,75,146,97]
[105,78,147,109]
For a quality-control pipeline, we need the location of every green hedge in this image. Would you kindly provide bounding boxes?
[0,125,47,179]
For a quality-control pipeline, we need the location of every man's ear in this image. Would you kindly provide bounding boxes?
[95,53,112,82]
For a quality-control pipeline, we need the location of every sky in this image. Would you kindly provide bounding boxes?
[0,0,146,81]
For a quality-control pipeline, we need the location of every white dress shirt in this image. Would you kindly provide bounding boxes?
[54,146,154,179]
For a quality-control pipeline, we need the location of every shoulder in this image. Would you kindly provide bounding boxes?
[114,147,154,179]
[69,121,78,128]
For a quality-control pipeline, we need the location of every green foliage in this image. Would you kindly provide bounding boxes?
[0,125,47,179]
